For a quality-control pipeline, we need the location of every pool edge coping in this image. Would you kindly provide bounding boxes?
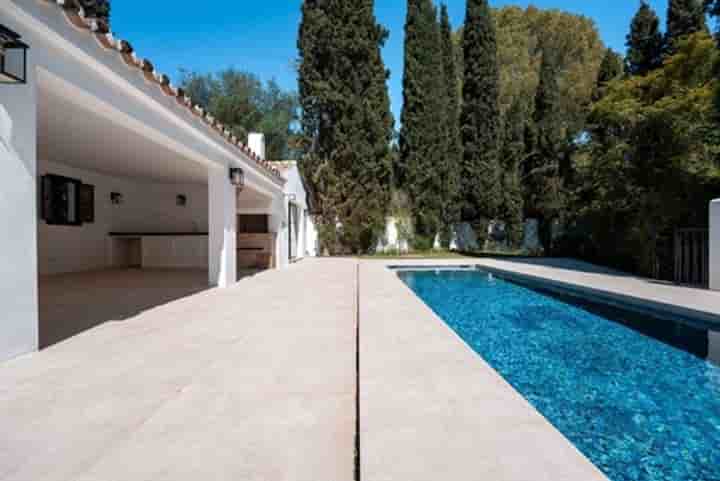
[359,260,611,481]
[389,260,720,329]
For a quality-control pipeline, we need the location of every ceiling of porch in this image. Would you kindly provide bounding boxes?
[37,73,208,185]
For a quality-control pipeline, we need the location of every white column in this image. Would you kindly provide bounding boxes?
[711,199,720,291]
[208,166,237,287]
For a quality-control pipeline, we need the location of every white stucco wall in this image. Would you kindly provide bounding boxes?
[0,12,40,362]
[275,162,318,260]
[305,215,319,257]
[37,160,208,275]
[711,199,720,291]
[282,164,310,260]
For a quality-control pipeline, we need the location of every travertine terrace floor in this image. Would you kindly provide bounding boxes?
[4,257,719,480]
[2,260,356,481]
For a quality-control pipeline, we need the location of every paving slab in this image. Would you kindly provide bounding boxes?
[359,260,609,481]
[0,259,356,481]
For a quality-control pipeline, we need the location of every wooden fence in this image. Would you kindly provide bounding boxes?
[674,228,709,287]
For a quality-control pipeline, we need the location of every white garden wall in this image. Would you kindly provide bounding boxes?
[376,217,411,254]
[37,160,208,275]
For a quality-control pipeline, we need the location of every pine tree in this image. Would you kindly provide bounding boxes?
[460,0,501,237]
[626,1,665,76]
[439,4,462,242]
[400,0,447,242]
[297,0,394,253]
[667,0,707,48]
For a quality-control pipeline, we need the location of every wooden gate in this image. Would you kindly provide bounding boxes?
[674,228,709,287]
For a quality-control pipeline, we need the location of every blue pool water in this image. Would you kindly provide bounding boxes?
[398,269,720,481]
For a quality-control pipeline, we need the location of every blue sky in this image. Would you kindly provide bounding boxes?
[112,1,669,122]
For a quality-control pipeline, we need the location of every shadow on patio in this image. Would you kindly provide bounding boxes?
[38,268,260,349]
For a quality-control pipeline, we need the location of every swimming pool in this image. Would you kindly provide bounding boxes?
[398,268,720,481]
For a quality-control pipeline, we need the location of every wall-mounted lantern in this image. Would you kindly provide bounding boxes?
[230,167,245,191]
[0,25,29,85]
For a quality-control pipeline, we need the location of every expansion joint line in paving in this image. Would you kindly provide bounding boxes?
[354,261,361,481]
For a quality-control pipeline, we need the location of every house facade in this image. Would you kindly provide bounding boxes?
[0,0,308,361]
[270,160,319,261]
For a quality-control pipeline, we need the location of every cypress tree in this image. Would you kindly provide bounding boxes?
[500,98,525,247]
[667,0,708,47]
[439,4,462,241]
[525,49,565,251]
[297,0,394,253]
[626,1,665,76]
[400,0,447,243]
[460,0,501,237]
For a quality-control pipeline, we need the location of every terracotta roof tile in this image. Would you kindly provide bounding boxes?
[42,0,285,185]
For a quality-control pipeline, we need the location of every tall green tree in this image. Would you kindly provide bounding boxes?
[576,31,720,277]
[489,6,605,130]
[297,0,394,253]
[593,48,624,101]
[626,1,665,76]
[439,4,462,241]
[667,0,707,48]
[525,48,566,250]
[460,0,501,236]
[179,69,299,160]
[400,0,447,242]
[499,98,525,246]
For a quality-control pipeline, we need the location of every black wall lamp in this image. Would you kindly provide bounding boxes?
[0,25,28,84]
[230,167,245,191]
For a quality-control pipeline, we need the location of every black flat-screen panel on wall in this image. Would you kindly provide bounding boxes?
[41,174,82,226]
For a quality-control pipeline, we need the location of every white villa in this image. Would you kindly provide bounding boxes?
[0,0,315,362]
[5,3,720,481]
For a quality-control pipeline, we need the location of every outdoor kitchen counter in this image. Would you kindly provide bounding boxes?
[108,233,208,269]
